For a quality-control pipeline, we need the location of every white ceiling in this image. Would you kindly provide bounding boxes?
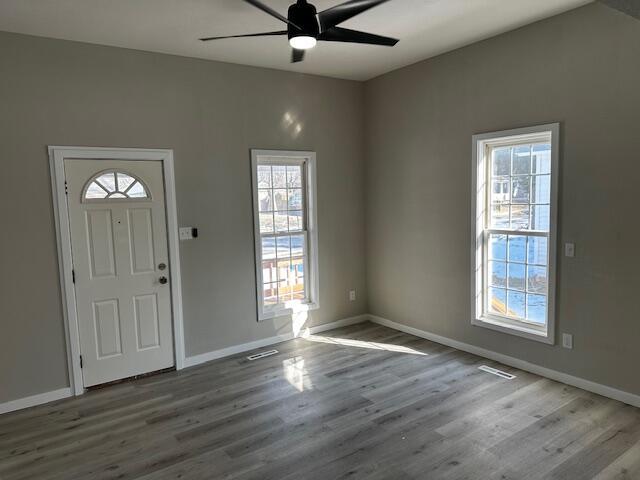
[0,0,593,81]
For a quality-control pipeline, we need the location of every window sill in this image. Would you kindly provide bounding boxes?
[258,301,319,322]
[472,315,554,345]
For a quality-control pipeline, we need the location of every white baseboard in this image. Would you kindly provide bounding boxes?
[0,388,72,415]
[369,314,640,409]
[183,314,368,369]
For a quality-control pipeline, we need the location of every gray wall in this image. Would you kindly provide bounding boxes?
[2,1,640,406]
[365,3,640,396]
[0,32,367,403]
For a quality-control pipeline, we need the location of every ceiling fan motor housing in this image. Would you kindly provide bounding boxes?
[288,0,320,40]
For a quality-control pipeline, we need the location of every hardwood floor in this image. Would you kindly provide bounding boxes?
[1,322,639,480]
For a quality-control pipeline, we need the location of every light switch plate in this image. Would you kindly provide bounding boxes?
[179,227,194,240]
[562,333,573,349]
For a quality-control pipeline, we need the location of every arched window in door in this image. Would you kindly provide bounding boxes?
[82,170,150,201]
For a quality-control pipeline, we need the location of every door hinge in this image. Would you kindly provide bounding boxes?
[64,181,68,195]
[79,355,83,369]
[72,269,75,284]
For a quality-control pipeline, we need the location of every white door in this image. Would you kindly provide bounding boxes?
[65,159,174,387]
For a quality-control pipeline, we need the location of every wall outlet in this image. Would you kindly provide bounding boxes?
[562,333,573,349]
[564,243,575,258]
[349,290,356,302]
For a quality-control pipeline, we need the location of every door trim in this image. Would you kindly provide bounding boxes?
[49,146,185,396]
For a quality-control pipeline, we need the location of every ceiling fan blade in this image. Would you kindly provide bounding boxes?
[291,48,305,63]
[318,27,398,46]
[243,0,301,30]
[200,30,287,41]
[318,0,391,31]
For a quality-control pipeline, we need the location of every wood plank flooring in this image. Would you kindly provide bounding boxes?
[1,321,639,479]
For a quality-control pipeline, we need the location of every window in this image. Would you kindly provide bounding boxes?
[472,124,558,343]
[83,170,149,201]
[251,150,319,320]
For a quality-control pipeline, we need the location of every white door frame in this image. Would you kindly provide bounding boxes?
[49,146,185,396]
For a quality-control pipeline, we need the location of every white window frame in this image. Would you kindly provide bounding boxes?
[471,124,559,344]
[251,149,319,321]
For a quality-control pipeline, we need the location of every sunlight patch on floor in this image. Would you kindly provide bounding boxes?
[303,334,428,355]
[283,356,310,392]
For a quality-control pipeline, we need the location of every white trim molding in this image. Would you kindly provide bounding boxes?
[0,388,72,415]
[369,314,640,409]
[49,146,186,396]
[184,315,368,368]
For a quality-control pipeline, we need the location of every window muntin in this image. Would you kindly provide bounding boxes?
[83,170,150,201]
[252,152,318,320]
[473,125,558,343]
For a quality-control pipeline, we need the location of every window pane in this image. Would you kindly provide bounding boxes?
[508,235,526,263]
[527,265,548,294]
[507,291,526,318]
[278,281,293,303]
[272,166,287,188]
[291,257,305,300]
[489,234,507,261]
[260,213,274,234]
[510,205,530,230]
[531,175,550,204]
[96,172,116,191]
[288,211,303,231]
[512,145,531,175]
[262,260,276,283]
[488,288,507,315]
[277,260,290,282]
[527,294,547,324]
[291,234,305,257]
[274,212,288,232]
[117,173,136,192]
[263,283,278,306]
[532,144,551,174]
[127,182,148,198]
[276,236,291,259]
[489,261,506,288]
[527,237,548,265]
[511,176,530,204]
[110,192,127,198]
[86,182,107,199]
[530,205,550,231]
[287,165,302,188]
[490,205,510,228]
[261,237,276,260]
[277,265,292,299]
[288,189,303,210]
[273,189,288,211]
[492,147,511,176]
[491,179,510,204]
[507,263,525,291]
[258,190,273,212]
[257,165,272,188]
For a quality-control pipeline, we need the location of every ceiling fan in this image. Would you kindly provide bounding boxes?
[200,0,399,63]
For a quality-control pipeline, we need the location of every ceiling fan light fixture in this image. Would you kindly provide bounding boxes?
[289,35,317,50]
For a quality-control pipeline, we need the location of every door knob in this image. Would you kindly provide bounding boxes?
[159,276,168,285]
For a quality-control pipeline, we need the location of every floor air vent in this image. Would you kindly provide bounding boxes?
[478,365,516,380]
[246,349,279,361]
